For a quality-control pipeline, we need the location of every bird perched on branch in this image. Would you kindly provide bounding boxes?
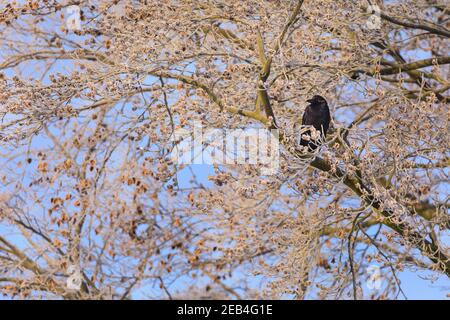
[300,95,331,151]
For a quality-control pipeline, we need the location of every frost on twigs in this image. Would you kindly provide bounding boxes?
[0,0,448,300]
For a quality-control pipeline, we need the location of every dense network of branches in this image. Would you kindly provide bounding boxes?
[0,0,449,299]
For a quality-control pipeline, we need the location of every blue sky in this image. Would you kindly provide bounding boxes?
[0,2,448,300]
[174,164,450,300]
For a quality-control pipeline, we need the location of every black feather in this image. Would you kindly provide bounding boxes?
[300,95,331,151]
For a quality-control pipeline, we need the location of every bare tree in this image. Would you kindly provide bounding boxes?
[0,0,448,299]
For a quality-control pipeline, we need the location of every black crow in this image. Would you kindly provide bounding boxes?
[300,95,331,151]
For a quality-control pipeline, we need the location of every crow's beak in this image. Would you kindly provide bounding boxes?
[306,99,313,103]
